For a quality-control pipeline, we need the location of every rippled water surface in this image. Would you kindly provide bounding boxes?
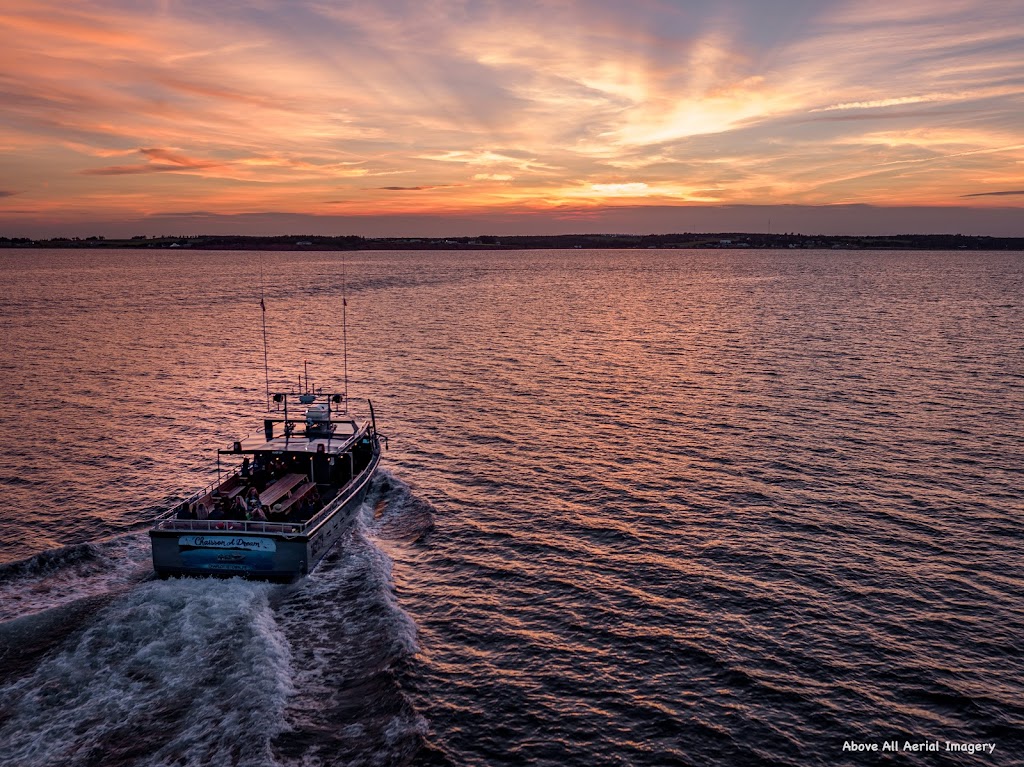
[0,248,1022,766]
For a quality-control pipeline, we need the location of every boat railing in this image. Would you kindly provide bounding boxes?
[302,499,339,534]
[302,443,381,537]
[155,518,305,535]
[155,467,241,522]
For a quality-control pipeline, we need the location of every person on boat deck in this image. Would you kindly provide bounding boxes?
[271,457,286,479]
[288,499,307,524]
[240,456,251,479]
[195,501,210,520]
[176,503,194,520]
[269,503,285,522]
[244,486,262,513]
[230,496,248,520]
[208,503,224,521]
[251,456,269,491]
[250,504,268,522]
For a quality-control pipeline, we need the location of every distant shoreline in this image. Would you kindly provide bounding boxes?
[3,232,1023,251]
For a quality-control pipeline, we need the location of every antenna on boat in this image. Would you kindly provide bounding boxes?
[342,254,349,408]
[259,257,271,411]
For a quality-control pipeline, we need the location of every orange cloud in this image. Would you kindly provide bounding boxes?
[80,147,223,175]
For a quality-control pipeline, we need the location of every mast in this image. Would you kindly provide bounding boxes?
[342,255,349,407]
[260,258,271,411]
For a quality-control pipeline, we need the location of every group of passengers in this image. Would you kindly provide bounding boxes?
[173,467,324,525]
[239,455,295,493]
[215,490,272,522]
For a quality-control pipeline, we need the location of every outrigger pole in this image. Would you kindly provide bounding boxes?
[342,255,349,407]
[260,257,271,411]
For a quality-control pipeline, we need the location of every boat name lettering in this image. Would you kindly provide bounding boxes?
[178,535,276,552]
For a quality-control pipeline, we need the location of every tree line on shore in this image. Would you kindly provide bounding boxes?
[2,232,1022,250]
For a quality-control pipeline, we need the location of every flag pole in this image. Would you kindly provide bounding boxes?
[260,258,271,411]
[342,255,349,408]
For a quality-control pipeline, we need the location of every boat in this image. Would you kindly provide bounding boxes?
[149,389,383,580]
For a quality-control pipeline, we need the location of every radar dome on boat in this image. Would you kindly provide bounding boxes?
[305,404,330,421]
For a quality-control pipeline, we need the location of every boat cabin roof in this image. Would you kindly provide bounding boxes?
[220,417,364,456]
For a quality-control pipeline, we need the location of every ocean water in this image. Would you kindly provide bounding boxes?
[0,247,1021,766]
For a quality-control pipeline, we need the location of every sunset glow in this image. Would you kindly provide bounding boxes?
[1,0,1022,236]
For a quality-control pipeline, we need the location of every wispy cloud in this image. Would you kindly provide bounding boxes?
[961,189,1024,197]
[813,95,965,112]
[811,86,1024,114]
[80,147,221,175]
[376,185,456,191]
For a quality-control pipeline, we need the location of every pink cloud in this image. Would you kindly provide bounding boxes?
[80,147,221,175]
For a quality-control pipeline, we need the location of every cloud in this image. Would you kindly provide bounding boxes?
[961,190,1024,197]
[589,182,650,196]
[139,147,214,168]
[0,191,17,197]
[375,184,462,191]
[80,165,185,176]
[808,86,1024,118]
[813,95,955,112]
[80,147,221,175]
[146,210,221,218]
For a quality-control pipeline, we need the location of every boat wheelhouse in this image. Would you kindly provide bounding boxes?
[150,391,383,580]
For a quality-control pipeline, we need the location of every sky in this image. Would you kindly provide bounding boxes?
[1,0,1022,238]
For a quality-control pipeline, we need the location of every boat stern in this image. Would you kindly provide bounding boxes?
[150,528,308,581]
